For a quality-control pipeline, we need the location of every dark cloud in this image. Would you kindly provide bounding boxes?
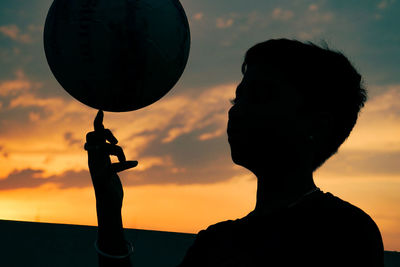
[0,162,246,190]
[0,169,91,191]
[0,145,7,158]
[0,169,45,190]
[140,128,229,167]
[0,120,245,190]
[2,147,399,191]
[64,131,82,147]
[121,124,249,185]
[0,124,245,189]
[122,151,247,186]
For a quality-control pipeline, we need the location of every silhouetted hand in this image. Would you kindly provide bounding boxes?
[85,110,138,212]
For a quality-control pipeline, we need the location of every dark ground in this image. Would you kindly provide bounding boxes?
[0,219,398,267]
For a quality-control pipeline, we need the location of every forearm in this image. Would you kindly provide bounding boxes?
[86,111,138,267]
[96,204,133,267]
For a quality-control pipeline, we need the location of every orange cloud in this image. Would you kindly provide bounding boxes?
[309,4,319,11]
[314,85,400,178]
[0,69,40,96]
[0,25,33,44]
[272,8,294,21]
[193,13,204,21]
[340,85,400,152]
[377,0,395,10]
[0,79,236,180]
[216,18,234,29]
[0,169,90,191]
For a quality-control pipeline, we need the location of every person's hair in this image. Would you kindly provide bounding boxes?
[242,38,367,172]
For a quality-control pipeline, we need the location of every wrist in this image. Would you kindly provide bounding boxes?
[97,235,130,255]
[95,239,134,259]
[97,213,127,254]
[96,207,123,228]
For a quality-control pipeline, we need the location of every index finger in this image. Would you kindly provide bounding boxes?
[94,110,104,132]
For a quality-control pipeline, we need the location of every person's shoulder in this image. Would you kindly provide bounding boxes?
[321,191,378,226]
[178,219,242,266]
[321,191,384,253]
[196,218,240,239]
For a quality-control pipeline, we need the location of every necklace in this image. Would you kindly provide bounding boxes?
[287,186,321,208]
[249,186,321,217]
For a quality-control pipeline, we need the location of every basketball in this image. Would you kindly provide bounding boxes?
[43,0,191,112]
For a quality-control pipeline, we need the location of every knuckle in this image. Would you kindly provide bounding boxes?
[86,131,104,145]
[115,145,123,153]
[86,131,96,142]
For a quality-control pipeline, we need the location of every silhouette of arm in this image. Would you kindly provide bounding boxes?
[85,110,138,267]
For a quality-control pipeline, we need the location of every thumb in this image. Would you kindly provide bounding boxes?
[111,161,138,173]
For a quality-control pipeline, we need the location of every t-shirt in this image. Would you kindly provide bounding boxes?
[178,190,384,267]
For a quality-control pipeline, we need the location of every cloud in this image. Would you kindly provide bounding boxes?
[304,10,334,24]
[0,79,241,187]
[364,86,400,114]
[0,24,33,44]
[216,17,234,29]
[123,156,241,186]
[0,81,236,181]
[272,8,294,21]
[377,0,396,9]
[160,84,233,143]
[9,93,63,109]
[297,29,323,40]
[27,24,43,33]
[309,4,319,11]
[28,112,40,122]
[6,81,399,189]
[319,85,400,177]
[64,132,81,147]
[198,128,226,141]
[378,0,388,9]
[339,85,400,152]
[0,168,91,191]
[0,69,40,96]
[193,13,204,21]
[7,90,85,124]
[0,25,19,40]
[0,144,245,189]
[321,150,400,177]
[104,83,233,146]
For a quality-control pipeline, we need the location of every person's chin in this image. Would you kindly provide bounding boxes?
[230,144,279,169]
[229,146,249,167]
[231,155,246,168]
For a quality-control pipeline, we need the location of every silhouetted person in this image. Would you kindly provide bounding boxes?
[85,39,384,267]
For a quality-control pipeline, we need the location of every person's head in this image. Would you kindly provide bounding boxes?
[227,38,367,173]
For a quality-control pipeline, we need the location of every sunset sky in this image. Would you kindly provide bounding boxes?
[0,0,399,251]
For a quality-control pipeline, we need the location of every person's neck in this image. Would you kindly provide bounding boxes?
[251,165,317,216]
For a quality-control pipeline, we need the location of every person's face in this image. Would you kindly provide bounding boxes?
[227,64,312,170]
